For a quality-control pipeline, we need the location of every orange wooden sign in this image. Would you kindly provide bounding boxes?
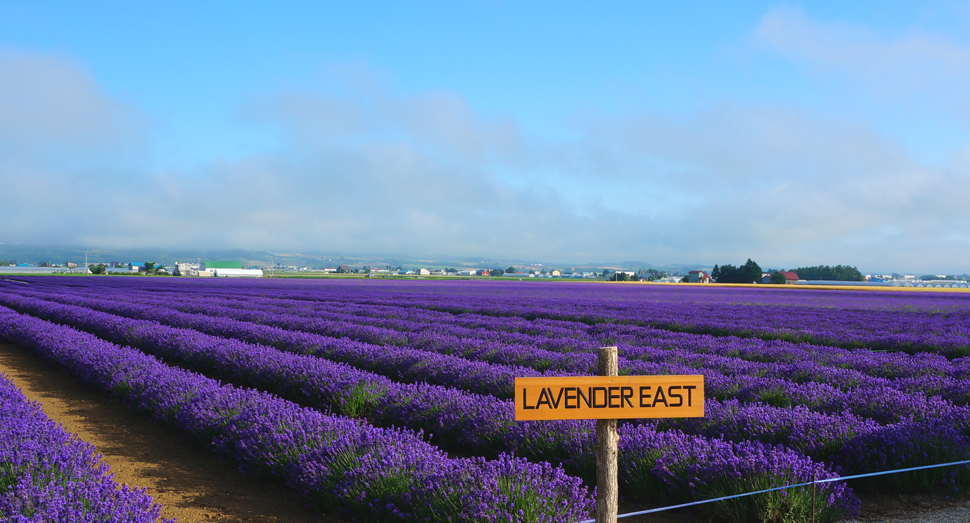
[514,375,704,421]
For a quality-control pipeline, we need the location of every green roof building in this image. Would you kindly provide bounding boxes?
[202,260,243,270]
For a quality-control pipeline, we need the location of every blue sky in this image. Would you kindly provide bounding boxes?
[2,1,970,272]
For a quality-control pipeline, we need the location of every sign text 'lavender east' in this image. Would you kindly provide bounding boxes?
[514,375,704,421]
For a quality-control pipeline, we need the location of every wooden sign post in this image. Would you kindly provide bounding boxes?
[514,347,704,523]
[596,346,619,523]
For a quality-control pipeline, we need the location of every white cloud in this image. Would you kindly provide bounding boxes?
[0,48,145,158]
[752,6,970,97]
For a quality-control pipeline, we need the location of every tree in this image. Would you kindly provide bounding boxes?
[88,264,106,275]
[506,266,516,274]
[741,259,762,284]
[141,262,157,275]
[714,264,737,283]
[770,272,787,284]
[489,268,504,277]
[711,265,720,282]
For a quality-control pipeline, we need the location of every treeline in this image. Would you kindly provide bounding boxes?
[711,259,762,284]
[791,265,864,281]
[709,261,865,283]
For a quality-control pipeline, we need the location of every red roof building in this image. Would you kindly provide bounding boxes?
[688,270,711,283]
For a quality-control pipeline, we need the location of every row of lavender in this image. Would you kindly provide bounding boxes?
[37,275,970,357]
[0,286,861,522]
[0,372,167,522]
[143,291,970,404]
[0,304,596,522]
[0,288,948,439]
[3,284,969,474]
[88,277,970,355]
[33,286,970,426]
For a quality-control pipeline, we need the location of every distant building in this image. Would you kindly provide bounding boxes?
[173,262,200,276]
[198,260,260,278]
[418,268,431,275]
[213,268,263,277]
[0,266,88,274]
[336,265,352,273]
[688,270,711,283]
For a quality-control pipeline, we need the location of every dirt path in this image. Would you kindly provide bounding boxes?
[0,343,346,523]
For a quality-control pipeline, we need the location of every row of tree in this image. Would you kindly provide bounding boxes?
[919,274,970,281]
[711,259,763,284]
[709,261,866,283]
[87,262,166,275]
[791,265,864,281]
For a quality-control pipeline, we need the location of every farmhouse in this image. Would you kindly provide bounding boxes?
[688,270,711,283]
[173,261,200,276]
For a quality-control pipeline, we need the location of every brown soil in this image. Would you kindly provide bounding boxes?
[848,491,970,521]
[0,343,346,523]
[3,341,967,523]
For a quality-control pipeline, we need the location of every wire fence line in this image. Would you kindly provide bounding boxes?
[573,459,970,523]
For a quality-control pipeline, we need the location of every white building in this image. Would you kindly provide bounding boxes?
[212,268,264,278]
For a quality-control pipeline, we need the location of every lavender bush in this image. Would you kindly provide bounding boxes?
[0,373,169,522]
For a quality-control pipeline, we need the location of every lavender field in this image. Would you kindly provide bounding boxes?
[2,277,970,522]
